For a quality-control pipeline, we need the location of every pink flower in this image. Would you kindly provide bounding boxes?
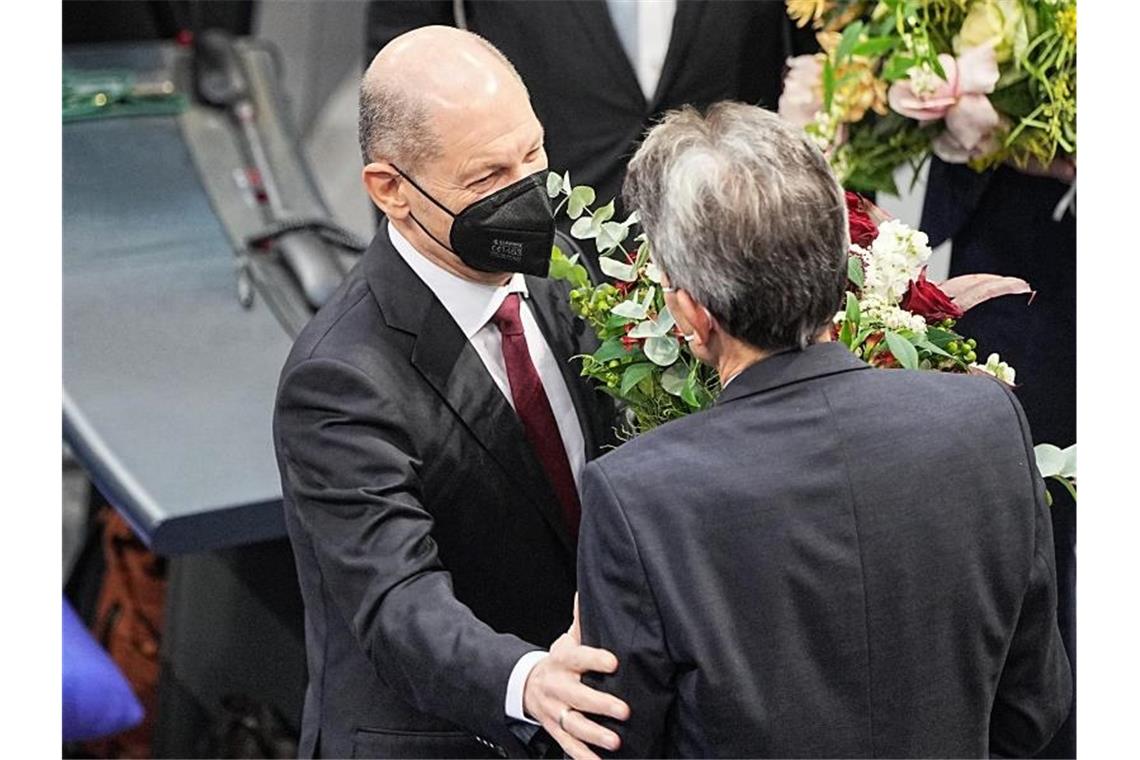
[887,45,1002,163]
[778,55,824,128]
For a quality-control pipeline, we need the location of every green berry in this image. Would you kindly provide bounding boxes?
[966,338,977,349]
[947,340,959,354]
[964,350,977,363]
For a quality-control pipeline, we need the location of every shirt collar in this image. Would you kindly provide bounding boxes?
[388,222,529,339]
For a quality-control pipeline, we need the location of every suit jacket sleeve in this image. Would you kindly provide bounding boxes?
[275,356,539,753]
[577,461,675,758]
[988,384,1074,757]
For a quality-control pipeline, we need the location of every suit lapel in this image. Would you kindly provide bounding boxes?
[365,227,575,555]
[649,0,707,109]
[568,0,645,110]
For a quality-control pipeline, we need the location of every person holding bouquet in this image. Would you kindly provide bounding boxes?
[575,102,1072,758]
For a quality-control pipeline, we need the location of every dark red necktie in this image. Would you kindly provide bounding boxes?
[491,293,582,538]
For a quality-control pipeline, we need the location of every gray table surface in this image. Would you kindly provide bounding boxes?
[63,44,296,553]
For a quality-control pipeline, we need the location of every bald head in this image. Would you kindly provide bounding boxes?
[358,26,527,169]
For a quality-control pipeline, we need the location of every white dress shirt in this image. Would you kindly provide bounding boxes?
[606,0,677,101]
[388,224,584,725]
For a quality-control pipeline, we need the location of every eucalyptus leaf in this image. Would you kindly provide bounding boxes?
[1034,444,1066,479]
[567,185,596,219]
[627,307,675,339]
[645,259,663,283]
[612,298,650,320]
[884,330,919,370]
[623,210,640,226]
[644,335,681,366]
[570,215,599,240]
[599,256,637,283]
[660,362,687,396]
[561,171,572,195]
[594,199,615,224]
[596,221,630,253]
[546,171,563,198]
[620,362,656,396]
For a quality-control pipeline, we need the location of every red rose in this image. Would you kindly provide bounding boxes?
[902,268,964,323]
[846,192,879,248]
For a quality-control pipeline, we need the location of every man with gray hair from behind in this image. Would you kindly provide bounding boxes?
[574,102,1072,758]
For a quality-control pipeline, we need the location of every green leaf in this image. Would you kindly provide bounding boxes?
[822,60,836,110]
[591,337,627,364]
[680,372,701,408]
[915,338,953,359]
[924,326,961,349]
[884,330,919,370]
[845,292,861,327]
[620,362,656,395]
[643,335,681,366]
[836,21,865,61]
[593,199,616,224]
[660,362,687,396]
[561,171,572,195]
[847,256,864,288]
[548,245,591,289]
[988,79,1037,119]
[604,311,637,330]
[852,36,896,57]
[881,54,916,82]
[567,185,596,219]
[546,171,563,198]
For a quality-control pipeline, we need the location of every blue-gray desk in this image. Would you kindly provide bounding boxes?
[63,44,297,554]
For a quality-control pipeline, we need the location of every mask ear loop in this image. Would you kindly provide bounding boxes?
[391,164,460,253]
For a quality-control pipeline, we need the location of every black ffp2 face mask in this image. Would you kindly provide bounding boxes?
[394,167,555,277]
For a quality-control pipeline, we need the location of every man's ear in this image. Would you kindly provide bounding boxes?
[362,161,409,219]
[671,289,716,348]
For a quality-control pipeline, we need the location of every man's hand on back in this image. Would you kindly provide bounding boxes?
[523,596,630,759]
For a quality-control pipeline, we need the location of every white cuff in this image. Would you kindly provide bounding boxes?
[505,650,548,725]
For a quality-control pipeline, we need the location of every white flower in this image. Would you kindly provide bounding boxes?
[859,294,929,335]
[971,352,1017,385]
[863,219,932,302]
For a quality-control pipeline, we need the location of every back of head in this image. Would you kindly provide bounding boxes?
[624,102,849,352]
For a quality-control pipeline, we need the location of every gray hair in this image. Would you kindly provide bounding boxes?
[357,30,524,170]
[624,102,849,351]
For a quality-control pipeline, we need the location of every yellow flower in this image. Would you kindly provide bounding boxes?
[836,59,889,121]
[824,2,869,32]
[954,0,1028,63]
[1058,5,1076,45]
[816,30,843,56]
[787,0,834,30]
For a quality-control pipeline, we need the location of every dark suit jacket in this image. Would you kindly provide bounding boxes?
[578,343,1072,757]
[365,0,816,220]
[273,224,612,758]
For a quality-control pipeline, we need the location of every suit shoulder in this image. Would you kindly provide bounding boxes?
[280,266,392,378]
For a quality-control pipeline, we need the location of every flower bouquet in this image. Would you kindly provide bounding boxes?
[778,0,1076,194]
[546,172,1032,437]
